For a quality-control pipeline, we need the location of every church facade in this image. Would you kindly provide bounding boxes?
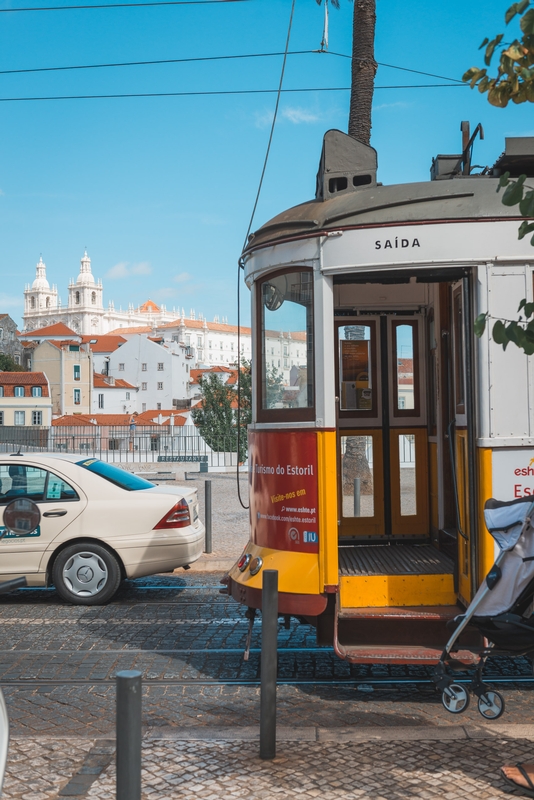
[23,252,176,335]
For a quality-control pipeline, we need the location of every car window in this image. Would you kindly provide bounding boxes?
[0,464,47,504]
[46,472,79,501]
[76,459,155,491]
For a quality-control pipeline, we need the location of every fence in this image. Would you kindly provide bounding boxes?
[0,425,243,467]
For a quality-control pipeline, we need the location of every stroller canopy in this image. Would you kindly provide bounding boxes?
[484,496,534,551]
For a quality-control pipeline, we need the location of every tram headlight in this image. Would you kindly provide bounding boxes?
[237,553,251,572]
[249,556,263,576]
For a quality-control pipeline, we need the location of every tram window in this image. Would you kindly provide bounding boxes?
[338,325,372,412]
[341,435,374,517]
[392,321,419,417]
[259,269,314,417]
[398,434,417,516]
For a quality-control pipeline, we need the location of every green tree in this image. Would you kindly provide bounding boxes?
[315,0,377,144]
[464,1,534,353]
[265,364,284,407]
[0,354,24,372]
[192,365,252,462]
[463,0,534,107]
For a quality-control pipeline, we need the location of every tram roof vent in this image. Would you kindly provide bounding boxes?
[315,129,377,201]
[493,137,534,177]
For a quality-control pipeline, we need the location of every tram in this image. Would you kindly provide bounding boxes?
[227,124,534,664]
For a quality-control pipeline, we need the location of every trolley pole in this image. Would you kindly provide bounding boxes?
[116,670,142,800]
[260,569,278,760]
[204,480,212,554]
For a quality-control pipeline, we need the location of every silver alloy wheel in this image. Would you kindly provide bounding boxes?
[62,551,109,597]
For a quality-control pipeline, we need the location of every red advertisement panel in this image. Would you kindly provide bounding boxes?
[249,430,319,553]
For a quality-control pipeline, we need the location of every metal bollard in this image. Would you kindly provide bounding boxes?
[204,480,212,554]
[116,670,142,800]
[353,478,361,517]
[260,570,278,760]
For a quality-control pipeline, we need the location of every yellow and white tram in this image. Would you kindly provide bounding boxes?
[227,127,534,664]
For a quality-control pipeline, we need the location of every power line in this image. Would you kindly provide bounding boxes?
[0,50,464,86]
[0,0,246,12]
[0,85,469,101]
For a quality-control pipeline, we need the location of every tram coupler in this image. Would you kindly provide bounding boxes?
[243,607,257,661]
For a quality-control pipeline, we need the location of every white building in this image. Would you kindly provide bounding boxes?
[23,252,177,335]
[106,334,190,413]
[92,373,137,414]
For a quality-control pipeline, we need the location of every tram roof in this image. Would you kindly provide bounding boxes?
[244,130,534,255]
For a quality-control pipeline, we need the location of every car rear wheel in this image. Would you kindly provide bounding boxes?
[52,543,121,605]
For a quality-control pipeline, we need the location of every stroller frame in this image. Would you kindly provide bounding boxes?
[433,496,534,720]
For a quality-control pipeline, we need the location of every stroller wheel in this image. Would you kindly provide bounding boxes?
[441,684,470,714]
[477,690,505,720]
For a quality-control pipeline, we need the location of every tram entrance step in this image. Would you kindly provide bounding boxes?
[338,544,454,576]
[333,644,479,666]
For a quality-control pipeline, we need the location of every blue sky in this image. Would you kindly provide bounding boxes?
[0,0,532,329]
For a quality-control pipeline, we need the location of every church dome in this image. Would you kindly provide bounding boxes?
[76,250,95,285]
[32,256,50,290]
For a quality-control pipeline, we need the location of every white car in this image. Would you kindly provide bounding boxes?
[0,454,204,605]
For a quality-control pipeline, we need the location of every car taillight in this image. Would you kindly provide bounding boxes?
[154,499,190,529]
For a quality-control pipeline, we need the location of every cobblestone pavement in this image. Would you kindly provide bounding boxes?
[4,734,534,799]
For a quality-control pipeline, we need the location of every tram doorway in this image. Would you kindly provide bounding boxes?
[336,313,429,539]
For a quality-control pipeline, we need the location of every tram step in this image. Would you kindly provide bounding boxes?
[336,605,481,650]
[333,643,479,666]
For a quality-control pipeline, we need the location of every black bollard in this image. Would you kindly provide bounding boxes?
[116,670,142,800]
[260,569,278,760]
[205,480,212,554]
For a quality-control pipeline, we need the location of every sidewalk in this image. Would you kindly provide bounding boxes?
[5,725,534,798]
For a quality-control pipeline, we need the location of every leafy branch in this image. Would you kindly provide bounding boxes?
[463,0,534,106]
[475,299,534,354]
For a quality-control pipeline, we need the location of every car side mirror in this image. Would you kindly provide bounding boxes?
[1,498,41,539]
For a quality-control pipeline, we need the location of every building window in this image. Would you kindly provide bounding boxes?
[0,387,4,398]
[141,383,147,391]
[91,291,96,305]
[157,382,163,390]
[46,297,50,308]
[75,291,80,305]
[14,355,20,364]
[74,389,81,405]
[156,403,161,410]
[98,393,104,409]
[141,363,147,371]
[231,342,234,350]
[197,336,202,347]
[14,386,24,397]
[209,340,212,349]
[73,365,81,381]
[14,411,25,426]
[31,297,35,309]
[32,386,42,397]
[142,403,146,412]
[157,363,164,371]
[32,411,42,426]
[119,363,125,371]
[220,342,223,349]
[0,412,3,425]
[125,392,130,400]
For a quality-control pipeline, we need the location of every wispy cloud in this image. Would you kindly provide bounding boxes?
[254,106,321,128]
[282,107,321,124]
[152,287,176,300]
[372,101,411,111]
[0,189,5,197]
[173,272,191,284]
[106,261,152,279]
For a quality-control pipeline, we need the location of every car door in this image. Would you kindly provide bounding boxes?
[0,462,87,578]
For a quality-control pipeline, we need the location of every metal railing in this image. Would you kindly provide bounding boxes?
[0,425,243,466]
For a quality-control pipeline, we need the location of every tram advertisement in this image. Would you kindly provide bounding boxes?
[249,430,319,553]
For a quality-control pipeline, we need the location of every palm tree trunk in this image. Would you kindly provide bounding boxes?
[348,0,377,145]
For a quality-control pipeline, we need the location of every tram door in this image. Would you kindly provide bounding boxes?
[337,315,429,539]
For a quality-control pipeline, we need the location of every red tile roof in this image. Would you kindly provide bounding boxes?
[138,300,160,313]
[107,325,153,335]
[81,335,126,353]
[93,373,136,390]
[52,410,188,427]
[19,323,78,338]
[0,372,49,397]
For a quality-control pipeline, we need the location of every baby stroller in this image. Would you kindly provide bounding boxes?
[434,494,534,720]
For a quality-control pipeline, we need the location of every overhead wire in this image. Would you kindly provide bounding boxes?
[236,0,296,511]
[0,85,467,102]
[0,0,247,12]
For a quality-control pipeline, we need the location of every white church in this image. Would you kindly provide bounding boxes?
[23,252,177,335]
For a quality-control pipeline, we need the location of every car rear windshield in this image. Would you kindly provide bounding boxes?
[76,459,155,491]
